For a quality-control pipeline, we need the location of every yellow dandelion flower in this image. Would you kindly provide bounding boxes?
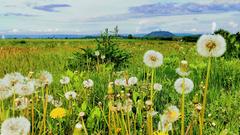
[153,131,168,135]
[50,107,66,119]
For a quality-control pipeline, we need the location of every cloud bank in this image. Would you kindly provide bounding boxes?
[33,4,71,12]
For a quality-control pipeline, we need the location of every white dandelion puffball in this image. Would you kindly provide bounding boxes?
[51,100,63,107]
[0,79,13,100]
[143,50,163,68]
[197,34,226,57]
[47,95,54,102]
[176,68,190,77]
[65,91,77,100]
[114,78,127,87]
[83,79,94,88]
[164,105,180,123]
[101,55,106,59]
[95,50,100,56]
[15,97,29,110]
[38,71,53,86]
[174,78,194,94]
[158,114,172,132]
[75,122,83,129]
[3,72,24,86]
[154,83,162,91]
[15,81,35,96]
[1,116,30,135]
[60,76,70,85]
[128,77,138,86]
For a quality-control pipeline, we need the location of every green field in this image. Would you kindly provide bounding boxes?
[0,39,240,134]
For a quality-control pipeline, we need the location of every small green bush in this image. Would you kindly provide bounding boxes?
[67,28,131,71]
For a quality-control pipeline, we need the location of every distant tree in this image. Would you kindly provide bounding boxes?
[215,29,240,58]
[127,34,134,39]
[114,25,119,37]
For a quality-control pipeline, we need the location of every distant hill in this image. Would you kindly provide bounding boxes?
[145,31,175,38]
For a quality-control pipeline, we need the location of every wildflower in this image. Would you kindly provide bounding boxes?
[114,78,127,86]
[197,34,226,57]
[176,60,190,76]
[51,100,63,107]
[154,83,162,91]
[60,76,70,85]
[15,97,29,110]
[145,100,153,106]
[83,79,94,88]
[38,71,53,86]
[174,78,194,94]
[1,116,30,135]
[158,114,172,132]
[128,77,138,86]
[3,72,24,86]
[107,82,114,95]
[79,112,85,117]
[47,95,54,102]
[0,79,13,100]
[15,81,35,96]
[101,55,106,59]
[195,103,202,111]
[143,50,163,68]
[64,91,77,100]
[95,50,100,56]
[50,107,67,119]
[164,105,180,123]
[75,122,83,129]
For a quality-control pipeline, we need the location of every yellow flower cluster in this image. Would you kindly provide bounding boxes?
[50,107,66,119]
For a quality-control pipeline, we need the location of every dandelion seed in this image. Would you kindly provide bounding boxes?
[50,107,67,119]
[197,34,226,57]
[143,50,163,68]
[174,78,194,94]
[128,77,138,86]
[64,91,77,100]
[1,116,30,135]
[154,83,162,91]
[60,76,70,85]
[83,79,94,88]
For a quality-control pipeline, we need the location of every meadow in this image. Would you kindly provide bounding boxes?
[0,38,240,135]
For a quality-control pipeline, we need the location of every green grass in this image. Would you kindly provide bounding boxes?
[0,39,239,134]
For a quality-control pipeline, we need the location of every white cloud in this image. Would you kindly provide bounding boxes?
[229,21,238,28]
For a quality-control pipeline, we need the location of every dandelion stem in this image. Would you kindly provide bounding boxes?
[81,117,88,135]
[12,92,16,117]
[200,57,212,134]
[31,94,35,135]
[181,78,185,135]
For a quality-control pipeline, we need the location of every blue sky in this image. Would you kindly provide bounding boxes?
[0,0,240,34]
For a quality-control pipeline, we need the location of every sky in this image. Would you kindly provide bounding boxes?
[0,0,240,34]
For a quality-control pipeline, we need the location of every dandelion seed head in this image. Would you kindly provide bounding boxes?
[174,78,194,94]
[1,116,30,135]
[143,50,163,68]
[64,91,77,100]
[60,76,70,85]
[197,34,226,57]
